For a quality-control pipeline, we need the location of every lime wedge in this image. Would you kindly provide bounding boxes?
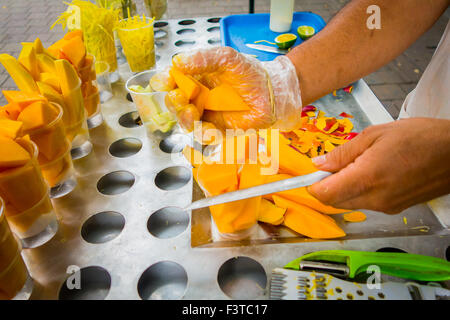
[297,26,315,40]
[274,33,297,49]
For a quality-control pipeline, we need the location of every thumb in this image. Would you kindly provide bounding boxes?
[311,127,379,172]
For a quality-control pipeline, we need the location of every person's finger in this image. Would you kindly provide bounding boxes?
[311,125,382,172]
[308,153,374,208]
[172,46,241,75]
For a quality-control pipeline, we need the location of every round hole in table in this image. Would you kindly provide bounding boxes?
[159,134,190,153]
[175,40,196,47]
[119,111,142,128]
[138,261,188,300]
[178,19,196,25]
[207,26,220,33]
[217,256,267,299]
[154,21,168,28]
[59,266,111,300]
[207,17,221,23]
[97,171,135,195]
[147,207,189,239]
[81,211,125,244]
[109,138,142,158]
[208,37,221,45]
[176,28,195,35]
[154,166,191,191]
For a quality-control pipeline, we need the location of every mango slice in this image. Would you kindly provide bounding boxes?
[38,72,61,92]
[191,77,209,115]
[258,198,286,225]
[0,119,23,139]
[18,44,39,80]
[2,90,47,111]
[278,139,318,176]
[196,163,238,196]
[205,83,250,112]
[36,81,66,108]
[0,137,31,169]
[36,53,56,74]
[343,211,367,222]
[4,103,21,120]
[17,101,58,131]
[0,54,38,93]
[263,174,350,214]
[169,67,200,100]
[60,35,86,69]
[273,195,346,239]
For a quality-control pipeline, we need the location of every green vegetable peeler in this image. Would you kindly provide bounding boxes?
[284,250,450,282]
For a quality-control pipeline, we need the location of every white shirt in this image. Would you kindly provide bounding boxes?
[399,21,450,227]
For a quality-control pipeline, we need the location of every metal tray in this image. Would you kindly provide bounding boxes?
[23,17,449,301]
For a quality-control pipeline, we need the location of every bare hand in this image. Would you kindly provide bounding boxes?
[308,118,450,214]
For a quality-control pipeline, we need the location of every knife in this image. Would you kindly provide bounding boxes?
[245,43,288,55]
[184,170,331,211]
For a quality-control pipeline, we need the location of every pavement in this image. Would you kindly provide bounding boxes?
[0,0,448,119]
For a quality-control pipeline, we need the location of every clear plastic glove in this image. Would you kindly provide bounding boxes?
[172,46,302,131]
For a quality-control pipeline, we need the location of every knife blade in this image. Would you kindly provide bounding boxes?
[245,43,288,55]
[184,170,331,211]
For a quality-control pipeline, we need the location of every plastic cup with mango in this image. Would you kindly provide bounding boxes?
[274,33,298,49]
[297,25,316,40]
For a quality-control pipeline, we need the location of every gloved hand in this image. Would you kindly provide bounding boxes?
[172,46,302,131]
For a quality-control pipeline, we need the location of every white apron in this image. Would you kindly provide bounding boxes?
[398,21,450,227]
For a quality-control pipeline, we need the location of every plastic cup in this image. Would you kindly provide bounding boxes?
[0,198,34,300]
[84,88,103,129]
[40,141,76,199]
[61,82,86,143]
[95,61,113,103]
[125,70,177,136]
[5,189,58,249]
[25,103,69,167]
[0,139,48,214]
[0,138,58,246]
[116,18,156,73]
[69,115,93,160]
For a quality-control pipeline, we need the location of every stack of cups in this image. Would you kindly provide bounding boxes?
[0,138,59,248]
[0,197,34,300]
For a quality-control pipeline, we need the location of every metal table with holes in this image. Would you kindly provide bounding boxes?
[24,16,449,300]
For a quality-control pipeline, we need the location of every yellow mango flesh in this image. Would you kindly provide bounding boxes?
[60,35,86,69]
[38,72,61,92]
[0,54,38,93]
[205,83,250,111]
[263,174,350,214]
[36,53,56,74]
[0,119,23,139]
[273,195,346,239]
[0,137,31,169]
[343,211,367,222]
[278,140,318,176]
[169,67,200,100]
[2,90,47,111]
[17,101,58,131]
[182,145,203,168]
[258,198,286,225]
[18,44,39,80]
[196,163,238,196]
